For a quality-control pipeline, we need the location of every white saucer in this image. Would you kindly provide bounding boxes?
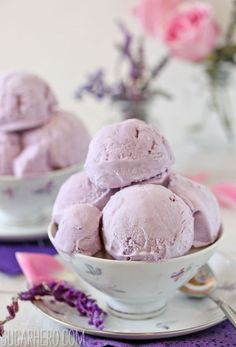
[0,214,49,241]
[33,253,236,340]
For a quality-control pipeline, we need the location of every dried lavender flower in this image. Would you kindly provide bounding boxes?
[0,281,106,337]
[7,298,19,319]
[75,69,110,100]
[0,297,20,337]
[117,21,133,58]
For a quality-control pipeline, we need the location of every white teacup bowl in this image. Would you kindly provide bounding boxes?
[49,223,222,320]
[0,165,80,232]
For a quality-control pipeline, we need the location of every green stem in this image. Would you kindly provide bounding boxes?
[225,0,236,43]
[210,79,234,140]
[141,54,171,91]
[0,319,9,326]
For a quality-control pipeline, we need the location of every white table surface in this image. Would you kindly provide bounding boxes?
[0,209,235,347]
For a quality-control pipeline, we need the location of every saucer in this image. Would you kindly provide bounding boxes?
[0,213,50,241]
[33,253,236,340]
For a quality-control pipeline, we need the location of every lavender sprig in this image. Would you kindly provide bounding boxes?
[116,22,145,83]
[75,22,170,103]
[117,22,133,59]
[0,281,106,337]
[0,297,19,336]
[75,69,110,100]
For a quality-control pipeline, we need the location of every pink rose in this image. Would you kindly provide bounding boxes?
[164,3,220,62]
[133,0,184,37]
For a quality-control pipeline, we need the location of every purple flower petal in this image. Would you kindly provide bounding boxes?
[20,281,106,330]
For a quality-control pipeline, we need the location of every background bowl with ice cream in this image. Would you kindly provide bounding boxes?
[0,112,91,240]
[0,164,81,240]
[0,70,92,240]
[49,223,222,320]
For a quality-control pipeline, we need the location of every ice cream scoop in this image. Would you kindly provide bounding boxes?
[85,119,174,189]
[168,174,221,247]
[53,171,115,223]
[13,143,51,177]
[0,71,57,132]
[102,184,194,261]
[53,204,102,255]
[0,132,21,175]
[15,111,91,177]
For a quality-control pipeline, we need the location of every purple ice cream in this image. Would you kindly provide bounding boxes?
[85,119,174,189]
[0,132,21,175]
[15,111,91,177]
[168,174,221,247]
[0,71,57,132]
[53,171,115,223]
[102,184,194,261]
[13,143,51,177]
[53,204,102,255]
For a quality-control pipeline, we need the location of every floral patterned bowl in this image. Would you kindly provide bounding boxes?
[0,165,80,233]
[48,223,223,320]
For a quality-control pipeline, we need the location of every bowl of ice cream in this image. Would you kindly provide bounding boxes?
[0,70,91,239]
[48,118,223,319]
[49,221,222,320]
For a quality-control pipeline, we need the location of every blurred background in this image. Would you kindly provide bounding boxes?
[0,0,235,178]
[0,0,229,131]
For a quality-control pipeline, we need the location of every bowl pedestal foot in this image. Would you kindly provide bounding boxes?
[107,297,167,320]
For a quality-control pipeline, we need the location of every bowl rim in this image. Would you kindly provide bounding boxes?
[0,163,82,183]
[48,222,223,266]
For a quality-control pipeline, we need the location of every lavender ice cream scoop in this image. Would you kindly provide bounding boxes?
[102,184,194,261]
[13,143,51,177]
[168,174,221,247]
[0,71,57,132]
[53,171,115,223]
[0,132,21,175]
[53,204,102,255]
[85,119,174,189]
[15,111,91,177]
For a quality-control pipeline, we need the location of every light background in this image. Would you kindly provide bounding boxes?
[0,0,231,141]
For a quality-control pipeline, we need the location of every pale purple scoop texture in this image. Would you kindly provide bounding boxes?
[53,171,115,223]
[168,174,221,247]
[53,203,102,255]
[0,70,57,132]
[0,132,21,175]
[103,184,194,261]
[14,111,91,177]
[85,119,174,189]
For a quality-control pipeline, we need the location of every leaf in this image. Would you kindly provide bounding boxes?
[152,89,173,100]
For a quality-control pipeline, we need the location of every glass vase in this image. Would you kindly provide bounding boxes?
[112,99,153,123]
[176,63,236,182]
